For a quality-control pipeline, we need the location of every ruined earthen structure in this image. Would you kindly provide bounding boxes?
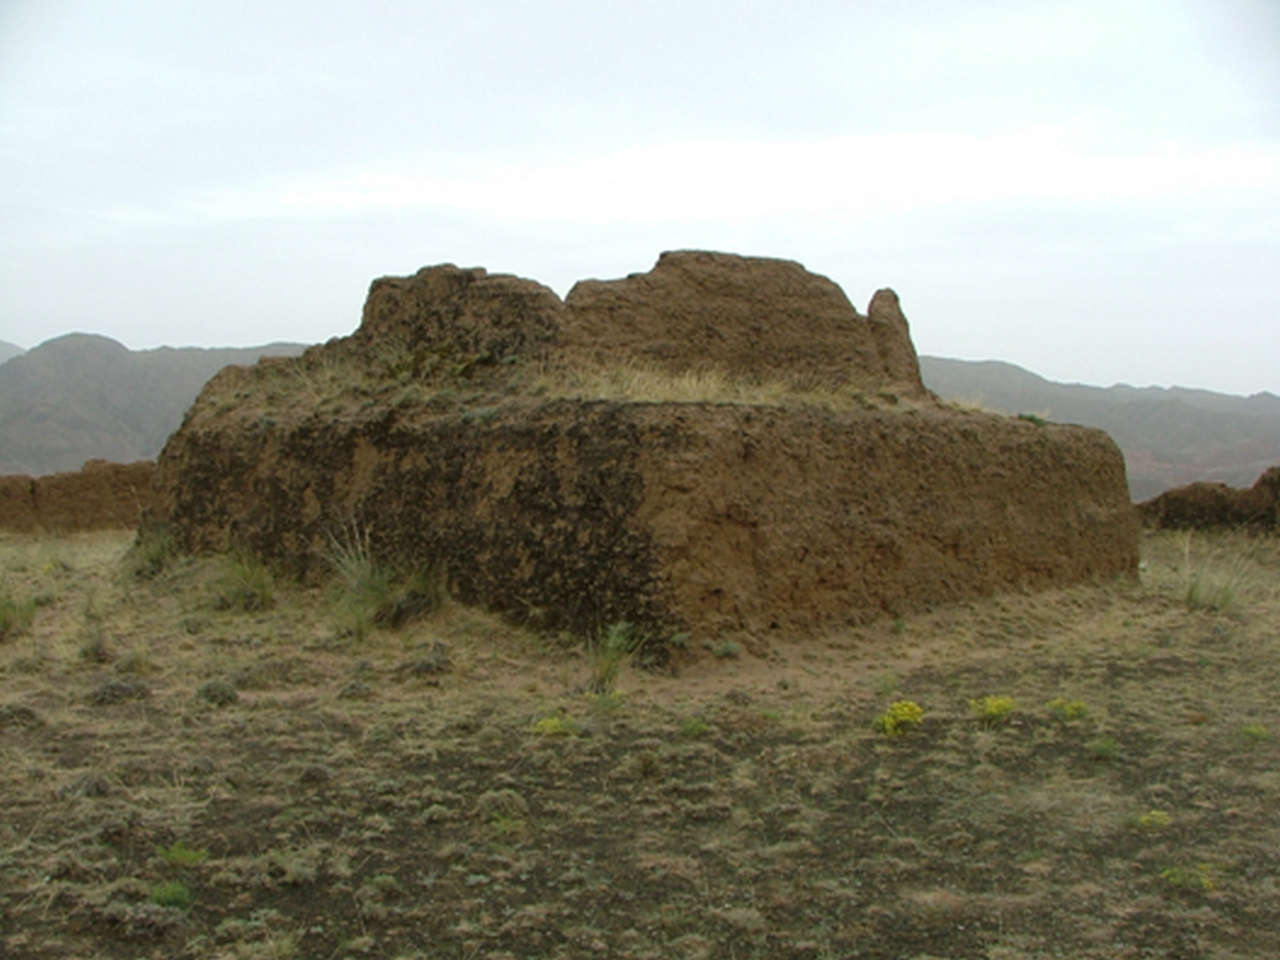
[0,460,157,533]
[146,251,1138,641]
[1138,466,1279,531]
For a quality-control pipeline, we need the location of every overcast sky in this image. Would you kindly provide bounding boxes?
[2,0,1277,394]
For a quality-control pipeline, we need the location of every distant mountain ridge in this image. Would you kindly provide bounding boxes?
[1,335,1274,499]
[0,334,306,476]
[919,357,1280,500]
[0,340,24,364]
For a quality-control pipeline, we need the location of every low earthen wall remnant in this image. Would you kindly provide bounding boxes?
[1138,466,1279,531]
[0,460,157,533]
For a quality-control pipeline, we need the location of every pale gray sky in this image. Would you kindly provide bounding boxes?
[2,0,1277,394]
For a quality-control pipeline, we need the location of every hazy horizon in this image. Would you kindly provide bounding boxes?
[3,1,1277,395]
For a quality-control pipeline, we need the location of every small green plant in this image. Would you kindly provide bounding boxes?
[531,714,579,737]
[679,715,711,738]
[1046,697,1089,721]
[712,640,742,660]
[212,551,275,612]
[1017,412,1048,426]
[0,585,36,642]
[873,671,901,696]
[1159,862,1218,891]
[585,621,640,694]
[1239,723,1271,744]
[970,695,1017,725]
[150,880,194,908]
[124,527,175,579]
[1086,735,1121,761]
[874,700,925,736]
[1131,809,1173,830]
[157,840,209,867]
[196,678,239,707]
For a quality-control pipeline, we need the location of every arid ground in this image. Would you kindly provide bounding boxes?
[2,528,1278,959]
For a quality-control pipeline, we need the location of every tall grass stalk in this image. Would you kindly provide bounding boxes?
[0,584,37,642]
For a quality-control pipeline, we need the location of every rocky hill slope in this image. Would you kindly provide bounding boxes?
[920,357,1280,501]
[146,251,1137,643]
[0,340,23,365]
[0,335,305,475]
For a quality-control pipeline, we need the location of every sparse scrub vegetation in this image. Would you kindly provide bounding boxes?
[0,583,36,641]
[150,880,195,908]
[2,527,1279,958]
[212,551,276,612]
[157,840,209,867]
[1046,696,1089,721]
[124,527,175,579]
[531,714,579,737]
[969,694,1016,725]
[1153,530,1271,614]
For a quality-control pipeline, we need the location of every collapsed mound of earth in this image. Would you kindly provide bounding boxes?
[146,251,1138,643]
[1138,466,1279,531]
[0,460,157,533]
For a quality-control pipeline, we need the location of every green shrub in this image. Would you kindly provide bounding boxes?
[679,715,711,738]
[970,695,1017,725]
[874,700,925,736]
[1130,809,1172,831]
[157,840,208,867]
[150,880,194,908]
[1046,697,1089,721]
[1159,863,1218,891]
[531,714,580,737]
[712,640,742,659]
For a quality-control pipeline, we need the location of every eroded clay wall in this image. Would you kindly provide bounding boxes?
[0,460,156,533]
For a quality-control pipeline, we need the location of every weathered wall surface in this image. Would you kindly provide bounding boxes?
[1138,466,1279,531]
[0,460,156,533]
[148,250,1139,642]
[156,401,1136,639]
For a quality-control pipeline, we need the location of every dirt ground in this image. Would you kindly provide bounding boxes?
[2,528,1278,959]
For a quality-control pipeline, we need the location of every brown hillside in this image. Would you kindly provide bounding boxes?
[147,251,1137,642]
[0,459,156,532]
[1138,465,1280,530]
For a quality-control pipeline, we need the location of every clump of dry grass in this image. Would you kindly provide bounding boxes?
[0,583,36,642]
[325,522,445,641]
[1143,529,1278,614]
[526,360,901,411]
[3,528,1279,960]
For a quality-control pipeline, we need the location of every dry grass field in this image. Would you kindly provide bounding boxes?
[2,527,1278,959]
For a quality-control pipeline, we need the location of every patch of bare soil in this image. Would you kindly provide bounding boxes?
[2,529,1278,959]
